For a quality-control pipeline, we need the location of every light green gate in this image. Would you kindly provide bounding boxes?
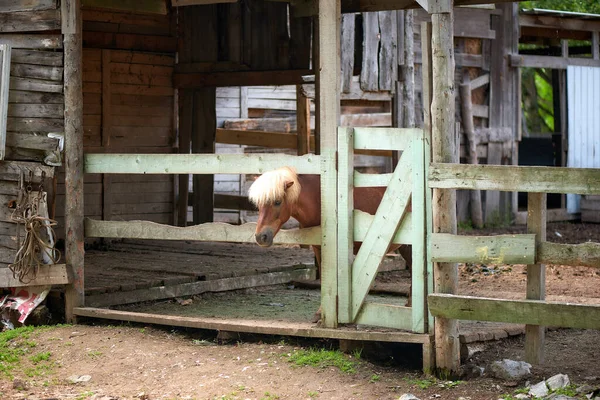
[336,127,432,333]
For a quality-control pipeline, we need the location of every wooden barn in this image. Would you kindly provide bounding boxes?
[0,0,599,377]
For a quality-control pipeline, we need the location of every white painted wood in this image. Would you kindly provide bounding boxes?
[567,66,600,213]
[0,44,10,160]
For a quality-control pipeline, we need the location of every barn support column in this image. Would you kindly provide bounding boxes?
[63,0,85,322]
[316,0,341,328]
[192,88,216,224]
[429,4,460,375]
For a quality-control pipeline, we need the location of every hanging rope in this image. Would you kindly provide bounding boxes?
[8,172,61,284]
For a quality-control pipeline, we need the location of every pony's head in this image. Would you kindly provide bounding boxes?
[248,167,301,247]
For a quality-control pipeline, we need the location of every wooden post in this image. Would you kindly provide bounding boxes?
[459,75,483,229]
[402,10,415,129]
[592,31,599,60]
[63,0,85,322]
[296,85,311,155]
[316,0,340,328]
[430,9,460,375]
[177,89,193,226]
[526,192,546,364]
[192,88,216,224]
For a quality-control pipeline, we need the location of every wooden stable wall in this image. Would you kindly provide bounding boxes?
[55,5,177,238]
[0,0,63,266]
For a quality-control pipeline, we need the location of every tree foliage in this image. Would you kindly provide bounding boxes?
[520,0,600,14]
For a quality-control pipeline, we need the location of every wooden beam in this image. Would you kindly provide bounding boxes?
[510,54,600,69]
[63,0,85,323]
[526,193,546,364]
[317,0,341,328]
[296,86,311,155]
[592,31,600,60]
[430,233,536,265]
[430,10,459,375]
[428,294,600,330]
[192,88,216,224]
[538,241,600,269]
[177,90,193,226]
[172,0,237,5]
[86,269,314,308]
[85,218,322,245]
[0,264,70,287]
[429,163,600,195]
[174,69,312,88]
[213,193,255,211]
[85,153,321,175]
[519,14,600,33]
[0,44,10,160]
[82,0,167,14]
[73,307,432,343]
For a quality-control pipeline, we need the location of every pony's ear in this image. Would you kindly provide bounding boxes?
[285,181,294,190]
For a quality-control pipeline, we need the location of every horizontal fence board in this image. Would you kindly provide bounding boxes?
[85,219,322,245]
[354,172,393,187]
[354,303,413,331]
[430,233,536,265]
[73,307,432,343]
[428,294,600,330]
[429,163,600,195]
[0,264,69,287]
[0,9,60,33]
[353,127,421,151]
[9,90,63,104]
[538,241,600,268]
[84,153,321,175]
[11,49,63,66]
[354,210,412,245]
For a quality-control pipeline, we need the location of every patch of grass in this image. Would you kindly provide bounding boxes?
[369,374,381,383]
[24,363,52,378]
[87,350,102,359]
[30,351,51,364]
[287,348,357,374]
[261,392,280,400]
[76,391,95,400]
[550,385,579,397]
[0,326,42,379]
[351,348,362,360]
[405,377,436,390]
[307,391,319,398]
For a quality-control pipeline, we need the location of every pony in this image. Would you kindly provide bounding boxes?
[248,167,412,321]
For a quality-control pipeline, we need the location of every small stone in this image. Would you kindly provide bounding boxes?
[576,384,595,394]
[459,363,484,379]
[67,374,92,384]
[398,394,420,400]
[529,380,549,397]
[515,394,529,400]
[12,379,27,390]
[546,374,570,391]
[489,359,532,381]
[545,394,577,400]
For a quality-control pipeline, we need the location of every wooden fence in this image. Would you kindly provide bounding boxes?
[428,163,600,363]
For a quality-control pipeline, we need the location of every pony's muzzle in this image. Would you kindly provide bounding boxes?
[255,228,274,247]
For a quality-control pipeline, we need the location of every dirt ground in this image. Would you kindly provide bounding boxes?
[1,221,599,400]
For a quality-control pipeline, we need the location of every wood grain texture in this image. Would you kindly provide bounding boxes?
[430,233,536,264]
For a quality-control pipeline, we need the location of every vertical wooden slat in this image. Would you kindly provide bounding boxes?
[63,0,84,323]
[101,49,112,222]
[177,89,193,227]
[317,0,340,328]
[337,127,353,323]
[192,88,216,224]
[526,192,547,364]
[378,11,397,92]
[0,44,10,160]
[402,10,415,128]
[411,129,426,333]
[592,31,599,60]
[361,12,379,92]
[431,10,459,375]
[240,86,248,119]
[296,86,310,155]
[340,13,355,94]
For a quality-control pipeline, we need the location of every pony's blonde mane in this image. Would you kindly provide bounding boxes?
[248,167,301,208]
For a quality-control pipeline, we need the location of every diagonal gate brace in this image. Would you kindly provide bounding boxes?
[351,148,413,321]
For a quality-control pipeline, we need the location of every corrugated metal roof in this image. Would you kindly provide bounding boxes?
[521,8,600,20]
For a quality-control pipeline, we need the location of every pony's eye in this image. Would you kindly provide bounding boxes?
[274,200,282,206]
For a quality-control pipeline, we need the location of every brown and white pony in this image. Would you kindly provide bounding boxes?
[248,167,412,317]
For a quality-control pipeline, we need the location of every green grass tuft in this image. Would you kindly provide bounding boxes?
[287,348,357,374]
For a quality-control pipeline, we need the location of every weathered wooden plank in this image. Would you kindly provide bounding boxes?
[378,11,397,91]
[10,63,63,81]
[81,0,167,14]
[74,307,432,343]
[353,127,420,151]
[361,12,379,92]
[430,233,535,264]
[526,192,546,364]
[510,54,600,69]
[0,9,60,33]
[82,31,176,53]
[8,103,63,118]
[354,210,413,245]
[6,132,60,151]
[0,160,54,181]
[0,263,69,287]
[355,303,413,331]
[0,0,57,13]
[429,163,600,195]
[0,44,10,160]
[85,153,320,175]
[538,241,600,269]
[7,117,63,132]
[11,49,62,66]
[351,151,412,320]
[353,171,392,187]
[0,34,62,49]
[216,128,307,150]
[85,218,321,245]
[175,69,312,88]
[10,76,62,93]
[86,268,313,308]
[428,294,600,330]
[340,14,355,93]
